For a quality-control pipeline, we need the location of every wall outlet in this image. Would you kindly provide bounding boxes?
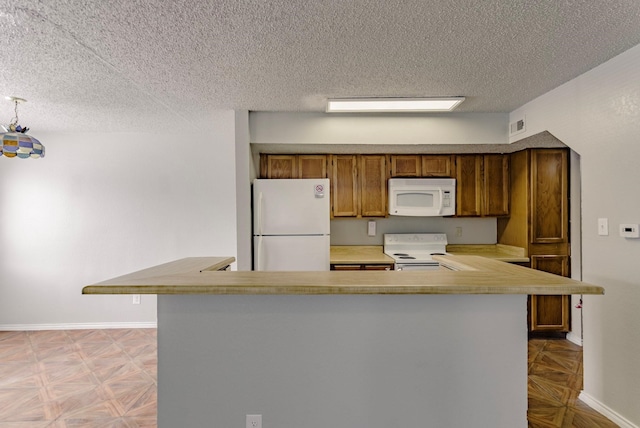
[132,294,141,305]
[246,414,262,428]
[455,227,463,237]
[597,218,608,236]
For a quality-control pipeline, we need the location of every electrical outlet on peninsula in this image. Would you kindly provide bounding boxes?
[246,414,262,428]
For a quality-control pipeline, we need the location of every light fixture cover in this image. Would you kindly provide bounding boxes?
[0,132,45,158]
[0,96,45,159]
[326,97,465,113]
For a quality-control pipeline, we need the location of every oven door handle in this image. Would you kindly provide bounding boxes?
[396,263,440,271]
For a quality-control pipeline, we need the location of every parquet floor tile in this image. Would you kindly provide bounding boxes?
[527,339,619,427]
[0,329,156,427]
[0,330,620,427]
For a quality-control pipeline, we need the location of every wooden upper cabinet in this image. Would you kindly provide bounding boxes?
[298,155,327,178]
[261,154,297,178]
[422,155,454,177]
[483,154,510,216]
[390,155,454,177]
[455,154,509,217]
[359,155,387,217]
[260,154,328,179]
[455,155,483,216]
[531,149,568,243]
[331,155,358,217]
[390,155,421,177]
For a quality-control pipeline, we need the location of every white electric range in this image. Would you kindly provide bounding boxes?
[383,233,449,271]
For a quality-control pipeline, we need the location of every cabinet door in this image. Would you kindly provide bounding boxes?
[455,155,483,216]
[390,155,421,177]
[298,155,327,178]
[261,154,297,178]
[363,264,394,270]
[331,264,363,271]
[530,255,570,332]
[331,155,358,217]
[531,149,568,243]
[422,155,454,177]
[483,154,509,216]
[359,155,387,217]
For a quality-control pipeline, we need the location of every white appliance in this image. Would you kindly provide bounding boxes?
[253,179,330,271]
[388,178,456,216]
[383,233,449,271]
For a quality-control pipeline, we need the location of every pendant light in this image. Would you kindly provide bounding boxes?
[0,97,45,159]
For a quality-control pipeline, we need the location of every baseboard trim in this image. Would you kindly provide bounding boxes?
[566,332,582,346]
[0,322,157,331]
[579,391,638,428]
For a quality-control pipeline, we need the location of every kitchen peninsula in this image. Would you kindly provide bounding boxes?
[84,256,603,428]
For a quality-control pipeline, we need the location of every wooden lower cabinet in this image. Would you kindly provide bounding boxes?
[529,295,570,332]
[529,255,571,333]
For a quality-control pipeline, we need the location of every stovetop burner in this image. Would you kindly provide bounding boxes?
[383,233,449,265]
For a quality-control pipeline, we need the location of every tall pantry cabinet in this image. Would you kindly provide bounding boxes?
[497,148,570,333]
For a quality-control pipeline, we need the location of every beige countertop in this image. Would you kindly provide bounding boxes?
[83,255,602,296]
[330,246,395,264]
[330,244,529,264]
[446,244,529,263]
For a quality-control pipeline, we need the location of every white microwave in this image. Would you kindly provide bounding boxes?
[388,178,456,216]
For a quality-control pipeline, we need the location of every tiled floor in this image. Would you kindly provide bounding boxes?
[0,329,156,427]
[0,330,619,427]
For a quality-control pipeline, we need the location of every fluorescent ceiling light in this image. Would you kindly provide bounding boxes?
[326,97,465,113]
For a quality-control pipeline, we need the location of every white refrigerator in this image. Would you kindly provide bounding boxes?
[253,178,330,271]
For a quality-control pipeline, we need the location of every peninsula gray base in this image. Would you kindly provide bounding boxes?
[158,294,527,428]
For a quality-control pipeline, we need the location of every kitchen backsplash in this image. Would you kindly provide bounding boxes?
[330,217,497,246]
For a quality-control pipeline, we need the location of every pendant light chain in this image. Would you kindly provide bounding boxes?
[10,99,19,128]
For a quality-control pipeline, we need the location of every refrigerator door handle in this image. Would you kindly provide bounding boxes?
[257,191,263,236]
[257,192,263,270]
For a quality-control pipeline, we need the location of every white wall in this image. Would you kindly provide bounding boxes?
[0,110,240,328]
[511,43,640,426]
[250,112,507,145]
[234,110,252,271]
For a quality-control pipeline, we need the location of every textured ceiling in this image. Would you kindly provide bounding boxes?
[2,0,640,132]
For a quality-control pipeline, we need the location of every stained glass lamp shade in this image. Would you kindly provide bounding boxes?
[0,97,45,159]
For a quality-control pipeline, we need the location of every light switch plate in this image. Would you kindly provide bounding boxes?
[598,218,608,236]
[367,220,376,237]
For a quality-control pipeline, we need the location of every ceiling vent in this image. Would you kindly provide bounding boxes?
[509,116,526,136]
